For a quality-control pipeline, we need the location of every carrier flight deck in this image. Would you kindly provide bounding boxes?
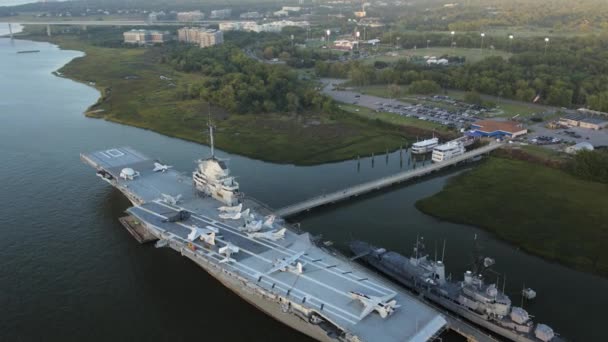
[81,145,447,342]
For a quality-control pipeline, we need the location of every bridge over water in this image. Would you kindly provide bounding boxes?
[275,143,503,217]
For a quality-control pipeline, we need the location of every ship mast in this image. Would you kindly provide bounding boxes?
[208,104,215,158]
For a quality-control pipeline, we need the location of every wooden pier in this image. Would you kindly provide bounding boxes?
[118,216,157,243]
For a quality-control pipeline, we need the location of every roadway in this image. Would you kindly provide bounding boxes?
[275,142,502,217]
[2,20,229,26]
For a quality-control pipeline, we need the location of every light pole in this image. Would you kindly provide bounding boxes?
[451,31,455,49]
[427,39,431,49]
[356,31,360,51]
[508,34,514,53]
[544,37,550,56]
[396,36,400,50]
[326,29,331,47]
[290,34,294,51]
[480,32,485,54]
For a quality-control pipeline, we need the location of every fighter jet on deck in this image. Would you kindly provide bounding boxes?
[349,291,401,320]
[266,251,306,275]
[186,226,216,246]
[218,203,242,213]
[153,162,173,173]
[219,208,249,220]
[160,193,182,205]
[247,228,286,242]
[219,243,240,263]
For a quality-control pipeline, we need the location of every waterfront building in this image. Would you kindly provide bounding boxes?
[469,120,528,139]
[123,29,169,45]
[177,11,205,22]
[178,28,224,48]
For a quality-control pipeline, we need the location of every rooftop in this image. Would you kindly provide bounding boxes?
[562,113,608,125]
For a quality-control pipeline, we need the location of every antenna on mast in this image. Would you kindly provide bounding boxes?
[208,103,214,158]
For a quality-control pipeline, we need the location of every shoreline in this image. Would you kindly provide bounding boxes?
[22,32,429,166]
[415,156,608,279]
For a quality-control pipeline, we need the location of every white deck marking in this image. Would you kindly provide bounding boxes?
[106,148,125,157]
[152,200,395,296]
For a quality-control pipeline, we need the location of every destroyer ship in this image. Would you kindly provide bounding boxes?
[350,238,564,342]
[81,127,448,342]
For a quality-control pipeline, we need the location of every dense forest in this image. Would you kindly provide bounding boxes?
[369,0,608,32]
[162,43,334,114]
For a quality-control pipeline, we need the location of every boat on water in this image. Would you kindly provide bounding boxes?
[431,141,465,162]
[80,127,448,342]
[349,238,564,342]
[17,50,41,54]
[411,138,439,154]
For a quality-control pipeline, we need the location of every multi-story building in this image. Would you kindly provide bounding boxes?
[177,10,205,22]
[123,29,169,45]
[258,20,309,32]
[219,21,259,32]
[240,11,262,19]
[209,9,232,19]
[178,28,224,48]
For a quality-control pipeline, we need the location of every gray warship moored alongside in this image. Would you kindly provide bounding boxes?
[80,126,448,342]
[349,239,564,342]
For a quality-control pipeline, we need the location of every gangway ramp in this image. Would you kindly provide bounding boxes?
[275,143,502,217]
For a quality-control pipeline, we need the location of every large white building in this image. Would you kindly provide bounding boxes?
[218,20,309,33]
[123,29,168,45]
[219,21,259,32]
[240,11,262,19]
[258,20,310,32]
[178,28,224,48]
[177,11,205,22]
[210,9,232,19]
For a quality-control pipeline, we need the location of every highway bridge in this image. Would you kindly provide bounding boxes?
[275,143,503,217]
[3,20,230,27]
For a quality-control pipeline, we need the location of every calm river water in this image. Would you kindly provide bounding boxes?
[0,38,604,341]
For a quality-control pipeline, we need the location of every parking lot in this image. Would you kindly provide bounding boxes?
[321,79,487,130]
[529,123,608,148]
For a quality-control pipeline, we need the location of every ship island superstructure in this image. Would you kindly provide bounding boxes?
[81,141,448,342]
[350,239,563,342]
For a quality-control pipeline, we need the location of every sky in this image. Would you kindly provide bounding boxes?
[0,0,37,6]
[0,0,67,7]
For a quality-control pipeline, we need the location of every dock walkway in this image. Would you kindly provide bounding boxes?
[275,143,502,217]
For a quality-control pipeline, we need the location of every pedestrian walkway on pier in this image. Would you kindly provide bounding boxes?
[275,143,502,217]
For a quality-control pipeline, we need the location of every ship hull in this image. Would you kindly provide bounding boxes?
[351,243,561,342]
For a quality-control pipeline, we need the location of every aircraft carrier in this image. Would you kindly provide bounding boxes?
[80,134,448,341]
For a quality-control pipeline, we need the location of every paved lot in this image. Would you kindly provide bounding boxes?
[529,123,608,148]
[320,78,481,129]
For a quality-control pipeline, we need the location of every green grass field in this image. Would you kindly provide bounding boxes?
[364,47,511,65]
[29,34,424,165]
[417,157,608,277]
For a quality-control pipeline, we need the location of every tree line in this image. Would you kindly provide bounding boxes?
[163,43,335,115]
[315,34,608,110]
